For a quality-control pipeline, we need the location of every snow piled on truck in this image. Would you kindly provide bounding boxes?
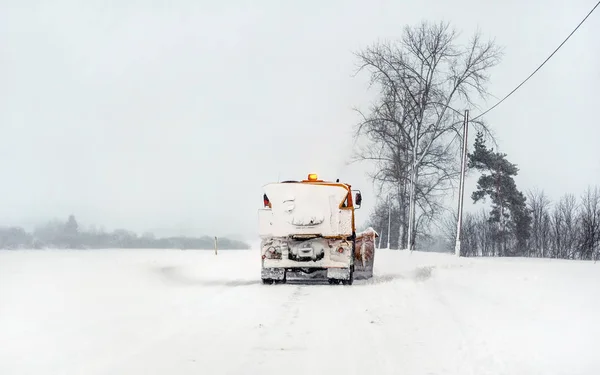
[1,249,599,375]
[259,182,352,237]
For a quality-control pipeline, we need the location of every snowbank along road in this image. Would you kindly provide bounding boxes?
[1,248,599,375]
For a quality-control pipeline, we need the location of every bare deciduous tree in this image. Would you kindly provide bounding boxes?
[351,20,502,250]
[441,209,493,256]
[528,188,552,257]
[550,193,579,258]
[579,186,600,260]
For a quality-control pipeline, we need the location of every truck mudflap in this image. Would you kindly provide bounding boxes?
[353,227,378,280]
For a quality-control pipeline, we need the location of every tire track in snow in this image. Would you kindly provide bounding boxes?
[238,285,308,373]
[256,286,304,345]
[203,284,306,375]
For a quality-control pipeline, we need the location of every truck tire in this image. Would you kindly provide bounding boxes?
[342,266,354,285]
[274,270,287,284]
[262,278,273,285]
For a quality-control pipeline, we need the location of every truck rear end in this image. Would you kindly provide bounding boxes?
[258,174,377,285]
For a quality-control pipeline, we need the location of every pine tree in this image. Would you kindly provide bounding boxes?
[64,215,80,249]
[467,132,531,256]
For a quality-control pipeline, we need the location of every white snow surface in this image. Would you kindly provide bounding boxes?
[1,248,599,375]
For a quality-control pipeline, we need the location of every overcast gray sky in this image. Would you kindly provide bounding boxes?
[1,0,599,240]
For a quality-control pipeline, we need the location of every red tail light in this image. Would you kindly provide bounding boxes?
[264,246,282,260]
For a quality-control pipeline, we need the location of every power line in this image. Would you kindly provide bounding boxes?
[472,0,600,121]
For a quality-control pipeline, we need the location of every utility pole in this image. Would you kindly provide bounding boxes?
[387,194,391,249]
[455,110,469,257]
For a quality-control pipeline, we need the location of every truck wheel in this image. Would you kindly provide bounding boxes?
[262,278,273,285]
[274,269,287,284]
[342,266,354,285]
[346,270,354,285]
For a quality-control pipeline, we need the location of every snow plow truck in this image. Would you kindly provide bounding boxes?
[258,173,378,285]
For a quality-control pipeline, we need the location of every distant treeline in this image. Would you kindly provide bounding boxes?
[0,215,250,250]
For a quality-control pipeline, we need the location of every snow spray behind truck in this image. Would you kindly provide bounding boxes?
[258,173,378,285]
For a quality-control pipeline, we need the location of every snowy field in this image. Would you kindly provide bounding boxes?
[1,248,599,375]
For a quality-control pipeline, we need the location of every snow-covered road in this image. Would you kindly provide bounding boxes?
[1,249,599,375]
